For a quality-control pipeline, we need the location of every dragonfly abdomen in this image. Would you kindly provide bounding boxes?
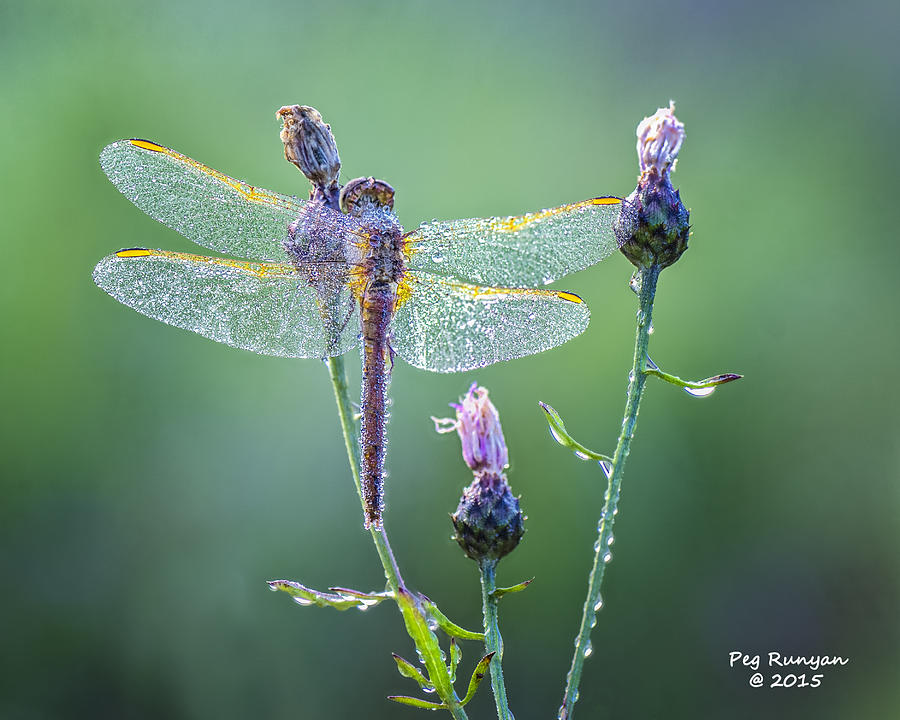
[359,282,397,529]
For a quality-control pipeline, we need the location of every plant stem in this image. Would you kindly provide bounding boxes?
[326,355,405,590]
[559,264,660,720]
[326,355,468,719]
[479,559,513,720]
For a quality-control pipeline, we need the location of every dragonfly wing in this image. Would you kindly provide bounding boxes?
[100,139,303,261]
[404,197,623,287]
[93,249,360,358]
[392,271,589,373]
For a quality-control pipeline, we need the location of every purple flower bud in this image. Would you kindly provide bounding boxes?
[636,101,685,178]
[615,103,690,270]
[433,383,508,476]
[434,384,523,563]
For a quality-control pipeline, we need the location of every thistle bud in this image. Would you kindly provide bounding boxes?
[277,105,341,191]
[433,384,524,563]
[615,102,690,270]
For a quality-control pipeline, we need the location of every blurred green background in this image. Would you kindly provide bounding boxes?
[2,0,898,718]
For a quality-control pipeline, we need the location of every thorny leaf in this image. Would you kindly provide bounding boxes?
[491,578,534,600]
[392,653,433,690]
[539,402,612,463]
[460,652,496,707]
[267,579,391,611]
[387,695,447,711]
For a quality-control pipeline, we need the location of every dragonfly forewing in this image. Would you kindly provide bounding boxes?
[100,140,303,261]
[391,271,590,373]
[404,197,623,287]
[93,249,360,359]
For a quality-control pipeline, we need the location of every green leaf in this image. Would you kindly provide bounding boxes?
[645,364,743,395]
[448,639,461,682]
[459,652,495,707]
[420,596,484,641]
[267,579,391,611]
[539,402,612,463]
[387,695,447,710]
[491,578,534,600]
[392,653,432,690]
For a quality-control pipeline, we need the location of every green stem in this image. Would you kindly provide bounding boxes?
[326,355,468,719]
[559,264,660,720]
[479,559,512,720]
[326,355,404,590]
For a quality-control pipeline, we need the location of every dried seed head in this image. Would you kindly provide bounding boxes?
[277,105,341,190]
[615,102,690,270]
[340,176,395,216]
[434,384,523,563]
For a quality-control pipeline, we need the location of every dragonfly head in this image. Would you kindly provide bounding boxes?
[340,176,395,216]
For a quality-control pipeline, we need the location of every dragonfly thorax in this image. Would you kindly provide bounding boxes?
[351,205,407,289]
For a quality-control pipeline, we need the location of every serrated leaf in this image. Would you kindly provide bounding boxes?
[459,652,495,707]
[387,695,447,710]
[491,578,534,599]
[539,402,612,463]
[421,597,484,641]
[267,579,390,611]
[392,653,432,690]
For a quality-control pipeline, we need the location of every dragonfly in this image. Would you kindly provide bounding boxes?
[93,138,624,528]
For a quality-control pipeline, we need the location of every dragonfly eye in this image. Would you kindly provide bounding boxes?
[340,176,395,216]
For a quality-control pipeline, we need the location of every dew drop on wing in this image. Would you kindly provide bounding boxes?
[685,386,716,398]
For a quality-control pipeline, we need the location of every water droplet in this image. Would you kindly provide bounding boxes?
[548,425,564,445]
[593,595,604,612]
[684,386,715,398]
[356,603,369,612]
[292,597,314,606]
[599,461,612,478]
[648,323,654,335]
[574,450,590,461]
[431,252,445,263]
[602,551,613,564]
[423,686,436,694]
[583,642,593,659]
[606,534,615,546]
